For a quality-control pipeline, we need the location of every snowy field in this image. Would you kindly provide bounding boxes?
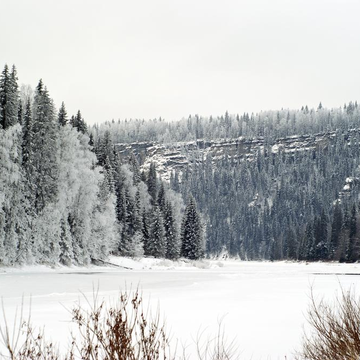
[1,259,360,359]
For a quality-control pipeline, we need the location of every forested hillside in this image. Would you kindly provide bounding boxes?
[2,63,360,266]
[94,103,360,262]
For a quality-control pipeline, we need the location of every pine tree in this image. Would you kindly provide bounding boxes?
[0,64,19,129]
[147,206,166,258]
[58,102,68,126]
[347,205,360,262]
[142,209,151,255]
[157,182,166,211]
[89,132,95,149]
[70,110,87,133]
[96,130,113,167]
[31,80,60,213]
[164,201,180,259]
[129,152,141,184]
[147,162,157,205]
[181,195,204,260]
[17,102,23,125]
[329,203,343,260]
[134,189,142,233]
[22,99,33,169]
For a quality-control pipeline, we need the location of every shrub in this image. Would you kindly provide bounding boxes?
[0,289,237,360]
[297,288,360,360]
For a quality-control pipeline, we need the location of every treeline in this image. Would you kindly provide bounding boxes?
[172,133,360,261]
[94,101,360,262]
[92,102,360,144]
[0,64,204,266]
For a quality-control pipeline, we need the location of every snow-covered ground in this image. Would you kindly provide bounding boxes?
[1,258,360,359]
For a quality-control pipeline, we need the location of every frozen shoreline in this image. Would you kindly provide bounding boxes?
[2,258,360,359]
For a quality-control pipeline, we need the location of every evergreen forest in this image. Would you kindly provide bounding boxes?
[2,63,360,265]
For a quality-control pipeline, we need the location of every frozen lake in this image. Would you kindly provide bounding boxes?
[1,259,360,359]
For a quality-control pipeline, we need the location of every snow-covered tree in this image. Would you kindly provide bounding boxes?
[70,110,87,134]
[164,201,180,259]
[0,125,30,265]
[31,80,60,213]
[147,162,157,205]
[146,206,166,258]
[58,102,68,126]
[181,195,204,260]
[0,64,19,129]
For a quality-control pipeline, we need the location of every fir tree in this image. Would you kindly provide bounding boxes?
[58,102,68,126]
[0,64,18,129]
[164,201,180,259]
[181,195,204,260]
[31,80,60,213]
[147,162,157,205]
[347,204,360,262]
[70,110,87,133]
[147,206,166,258]
[22,99,33,169]
[17,102,23,125]
[157,182,166,211]
[142,209,151,255]
[329,203,343,260]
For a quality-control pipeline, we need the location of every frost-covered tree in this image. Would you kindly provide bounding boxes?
[90,173,117,261]
[147,206,166,258]
[59,216,73,265]
[0,125,30,265]
[0,64,19,129]
[31,80,60,213]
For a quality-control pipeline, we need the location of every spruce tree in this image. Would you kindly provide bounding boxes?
[147,162,157,205]
[0,64,18,129]
[181,195,204,260]
[147,206,166,258]
[347,204,360,262]
[157,182,166,212]
[70,110,87,133]
[22,99,33,169]
[142,209,151,255]
[31,80,60,213]
[58,102,68,126]
[329,203,343,260]
[17,102,23,125]
[164,201,180,259]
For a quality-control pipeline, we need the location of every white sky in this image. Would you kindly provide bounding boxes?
[1,0,360,125]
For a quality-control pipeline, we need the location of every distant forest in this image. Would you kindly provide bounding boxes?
[93,102,360,262]
[1,63,360,265]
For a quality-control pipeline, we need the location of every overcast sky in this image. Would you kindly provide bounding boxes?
[1,0,360,125]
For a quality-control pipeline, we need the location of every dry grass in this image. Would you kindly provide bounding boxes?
[0,289,238,360]
[194,320,239,360]
[297,287,360,360]
[0,297,60,360]
[68,288,173,360]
